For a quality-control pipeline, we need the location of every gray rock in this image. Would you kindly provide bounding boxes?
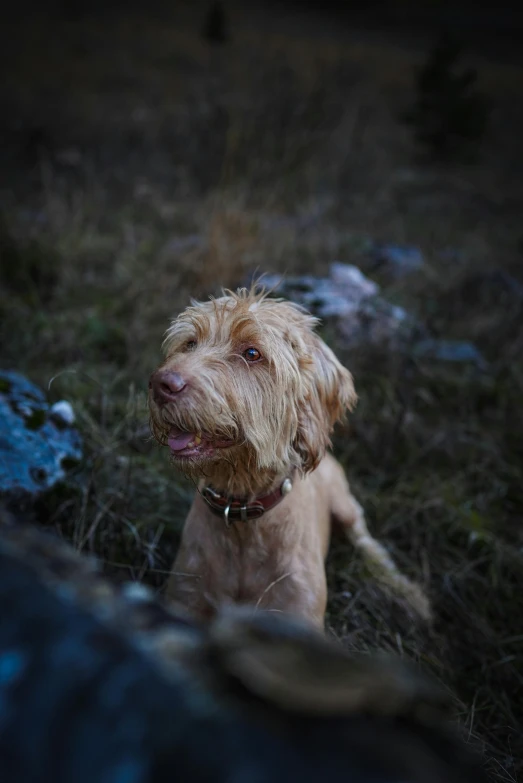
[371,244,424,277]
[259,265,422,351]
[259,266,485,364]
[337,297,419,351]
[413,340,487,368]
[262,265,377,320]
[0,370,83,508]
[330,263,380,300]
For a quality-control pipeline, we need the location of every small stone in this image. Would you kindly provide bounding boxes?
[50,400,76,426]
[413,339,486,368]
[121,583,154,603]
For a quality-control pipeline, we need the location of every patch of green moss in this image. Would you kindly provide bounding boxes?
[0,378,12,393]
[24,408,47,430]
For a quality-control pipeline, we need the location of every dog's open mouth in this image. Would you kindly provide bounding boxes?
[167,426,234,459]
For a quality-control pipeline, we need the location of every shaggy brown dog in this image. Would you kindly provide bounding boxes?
[149,287,431,627]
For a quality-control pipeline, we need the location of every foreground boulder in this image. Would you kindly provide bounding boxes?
[0,508,487,783]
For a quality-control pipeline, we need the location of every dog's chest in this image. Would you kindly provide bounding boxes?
[212,522,274,599]
[207,515,310,610]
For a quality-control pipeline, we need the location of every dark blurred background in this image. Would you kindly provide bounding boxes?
[0,2,522,780]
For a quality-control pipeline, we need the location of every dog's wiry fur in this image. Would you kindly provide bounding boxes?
[149,287,431,627]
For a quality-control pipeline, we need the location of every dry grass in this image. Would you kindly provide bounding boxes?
[1,2,522,779]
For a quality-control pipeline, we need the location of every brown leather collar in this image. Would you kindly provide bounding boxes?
[201,475,294,527]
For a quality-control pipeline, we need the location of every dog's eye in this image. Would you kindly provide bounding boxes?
[184,340,197,352]
[243,347,262,363]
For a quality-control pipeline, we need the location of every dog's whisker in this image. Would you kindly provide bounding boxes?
[254,573,294,612]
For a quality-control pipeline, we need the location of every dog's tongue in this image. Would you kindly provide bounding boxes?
[168,429,195,452]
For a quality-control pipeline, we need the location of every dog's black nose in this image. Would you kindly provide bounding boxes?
[150,370,187,404]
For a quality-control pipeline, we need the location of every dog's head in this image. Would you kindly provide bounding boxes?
[149,288,356,484]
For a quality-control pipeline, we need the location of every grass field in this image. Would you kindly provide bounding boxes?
[1,2,523,778]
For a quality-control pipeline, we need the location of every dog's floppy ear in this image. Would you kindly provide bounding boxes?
[293,334,357,472]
